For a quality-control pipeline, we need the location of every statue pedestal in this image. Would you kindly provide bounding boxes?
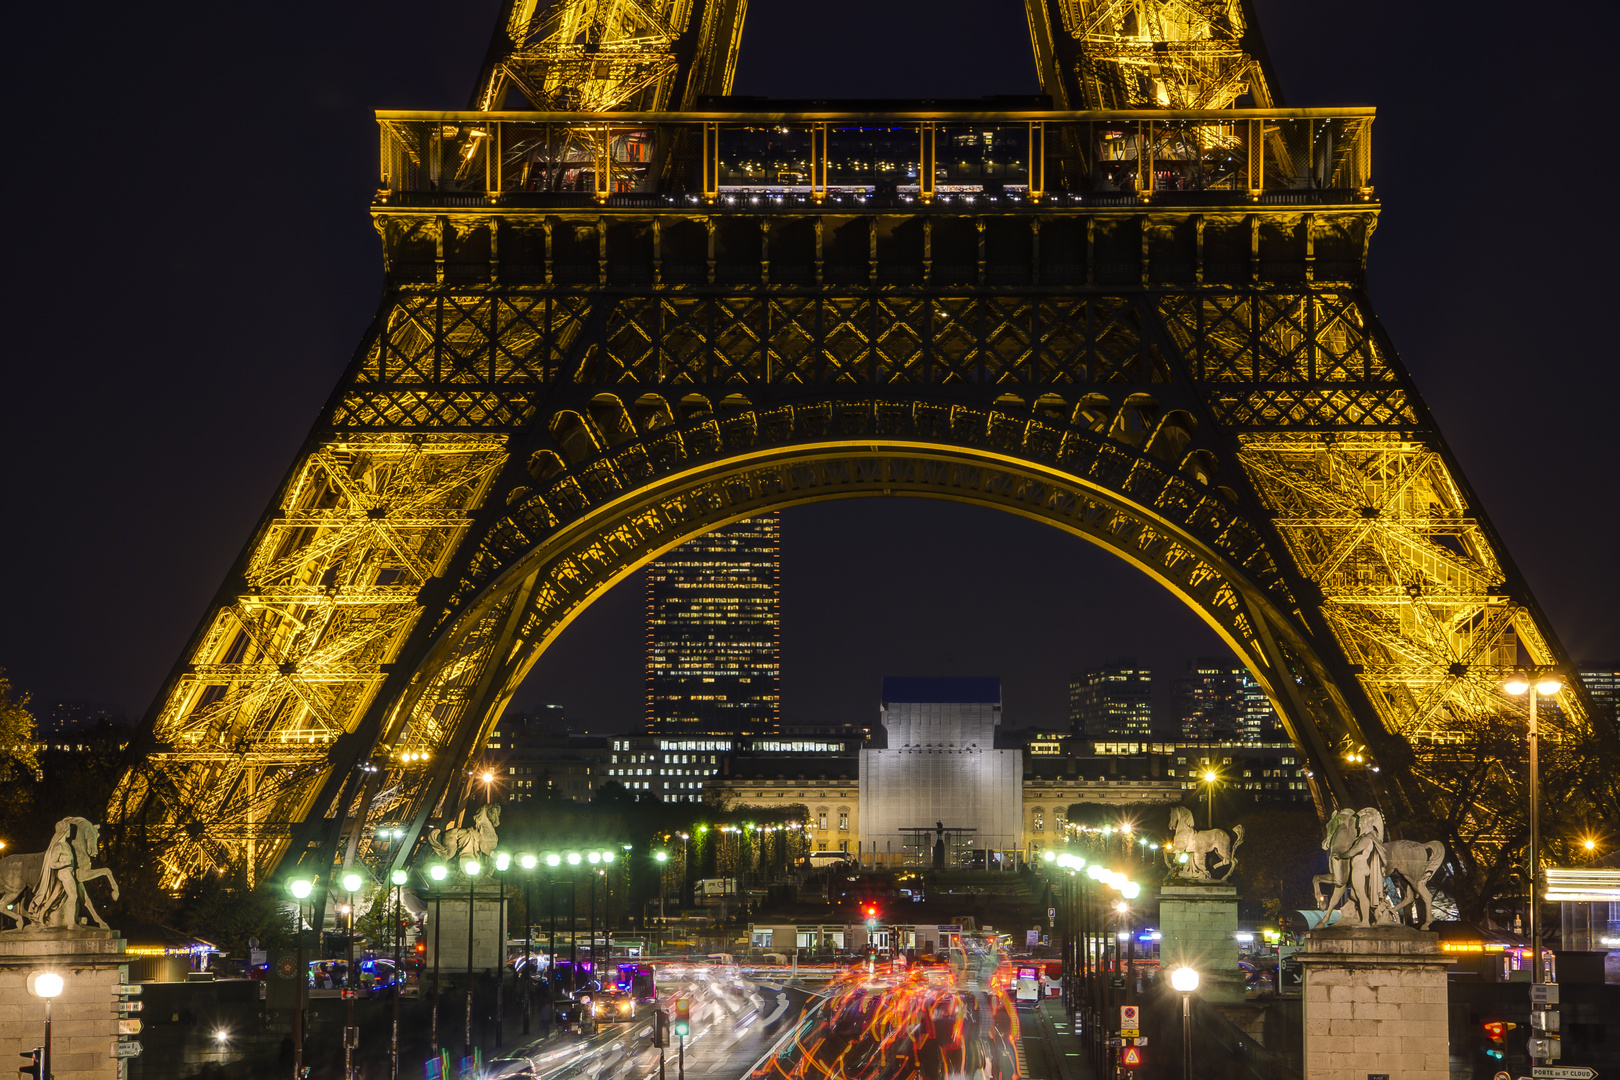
[1299,925,1449,1080]
[425,885,508,973]
[0,928,128,1080]
[1158,883,1243,1004]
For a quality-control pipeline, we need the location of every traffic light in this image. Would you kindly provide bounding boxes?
[673,997,691,1037]
[863,903,879,929]
[1483,1021,1516,1060]
[653,1009,669,1048]
[18,1047,44,1080]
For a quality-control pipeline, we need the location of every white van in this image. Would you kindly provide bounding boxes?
[805,851,855,870]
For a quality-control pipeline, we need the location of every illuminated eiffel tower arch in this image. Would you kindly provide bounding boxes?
[111,0,1603,895]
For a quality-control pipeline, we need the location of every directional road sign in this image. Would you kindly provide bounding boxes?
[1532,1068,1595,1079]
[113,1042,142,1058]
[1530,985,1561,1006]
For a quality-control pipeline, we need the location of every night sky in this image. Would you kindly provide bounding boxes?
[4,0,1617,735]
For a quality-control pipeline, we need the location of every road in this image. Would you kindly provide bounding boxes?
[485,948,1039,1080]
[488,963,822,1080]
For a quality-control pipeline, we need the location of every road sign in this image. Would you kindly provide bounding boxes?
[1533,1011,1561,1033]
[116,1002,142,1014]
[114,985,142,996]
[1492,1072,1509,1080]
[1121,1046,1143,1067]
[1530,985,1561,1006]
[1526,1038,1561,1061]
[1532,1069,1595,1079]
[1048,908,1057,918]
[113,1042,142,1059]
[1121,1006,1139,1026]
[118,1020,142,1036]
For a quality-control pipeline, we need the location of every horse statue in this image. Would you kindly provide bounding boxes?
[1315,806,1445,928]
[1321,808,1399,926]
[1311,807,1360,911]
[1163,806,1244,882]
[0,817,120,930]
[426,804,501,867]
[1384,836,1447,930]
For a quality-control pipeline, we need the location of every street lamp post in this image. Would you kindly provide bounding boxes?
[520,854,538,1035]
[429,864,447,1056]
[1170,966,1200,1080]
[655,850,669,944]
[288,878,313,1080]
[566,853,580,992]
[546,854,561,1009]
[587,852,601,985]
[28,971,63,1080]
[390,869,407,1080]
[1502,670,1562,989]
[341,871,364,1080]
[1202,771,1218,829]
[494,851,510,1049]
[463,858,481,1062]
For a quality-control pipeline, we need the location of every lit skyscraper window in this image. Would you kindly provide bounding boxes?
[645,515,781,737]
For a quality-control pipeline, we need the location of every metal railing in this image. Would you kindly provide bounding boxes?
[375,108,1375,207]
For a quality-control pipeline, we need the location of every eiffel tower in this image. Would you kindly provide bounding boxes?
[110,0,1607,905]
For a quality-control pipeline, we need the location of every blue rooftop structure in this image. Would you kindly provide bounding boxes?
[880,676,1002,705]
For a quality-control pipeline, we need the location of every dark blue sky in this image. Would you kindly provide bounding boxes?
[3,0,1616,734]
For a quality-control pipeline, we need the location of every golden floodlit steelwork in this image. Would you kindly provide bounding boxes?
[109,0,1610,906]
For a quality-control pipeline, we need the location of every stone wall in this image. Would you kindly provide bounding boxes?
[0,929,126,1080]
[1299,925,1449,1080]
[1158,884,1243,1004]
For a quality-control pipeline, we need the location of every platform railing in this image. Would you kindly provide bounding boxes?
[375,108,1375,207]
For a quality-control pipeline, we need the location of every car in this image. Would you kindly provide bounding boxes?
[481,1058,535,1079]
[592,987,638,1022]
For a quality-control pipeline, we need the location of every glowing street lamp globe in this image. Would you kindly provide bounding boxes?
[495,852,511,871]
[430,864,447,881]
[463,860,481,876]
[521,854,538,870]
[567,853,581,866]
[546,854,561,867]
[289,879,313,900]
[391,870,408,886]
[1170,966,1200,993]
[341,872,363,893]
[30,972,64,999]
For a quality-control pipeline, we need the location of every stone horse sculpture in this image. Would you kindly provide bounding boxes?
[1315,806,1445,929]
[1163,806,1244,882]
[0,817,120,930]
[426,804,501,867]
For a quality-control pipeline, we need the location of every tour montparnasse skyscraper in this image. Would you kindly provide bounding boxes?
[645,516,782,738]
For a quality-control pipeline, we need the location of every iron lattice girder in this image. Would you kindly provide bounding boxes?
[113,235,1591,889]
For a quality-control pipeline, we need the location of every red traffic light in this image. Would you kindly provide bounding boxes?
[1483,1021,1516,1041]
[18,1048,45,1080]
[863,905,878,918]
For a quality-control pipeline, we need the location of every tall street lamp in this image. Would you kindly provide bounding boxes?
[288,877,314,1080]
[340,871,364,1080]
[428,863,447,1056]
[565,852,581,992]
[390,869,407,1080]
[463,858,482,1061]
[655,850,669,941]
[1501,670,1563,993]
[27,971,63,1080]
[546,853,562,1007]
[1170,966,1200,1080]
[494,851,510,1048]
[519,854,538,1035]
[1202,771,1219,829]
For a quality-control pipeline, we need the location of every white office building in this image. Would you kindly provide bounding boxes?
[858,677,1024,867]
